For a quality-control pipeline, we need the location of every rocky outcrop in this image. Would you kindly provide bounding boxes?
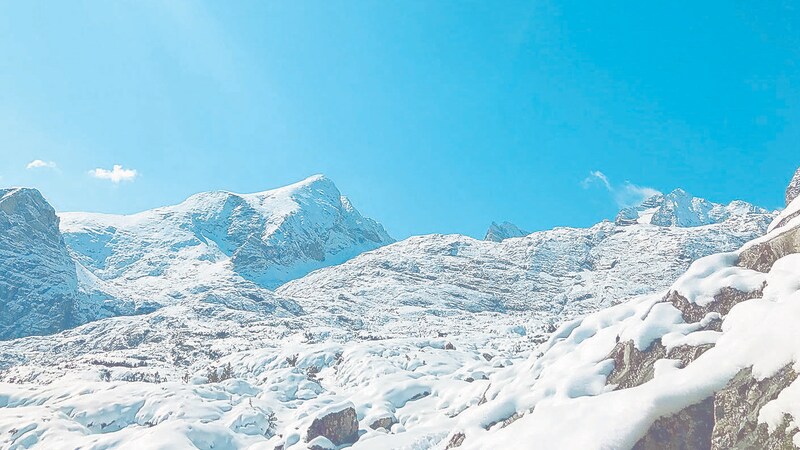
[633,365,797,450]
[306,403,359,447]
[786,167,800,206]
[668,286,764,324]
[737,226,800,272]
[633,397,715,450]
[0,188,77,340]
[711,365,797,449]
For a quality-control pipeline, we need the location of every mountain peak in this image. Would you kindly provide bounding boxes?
[615,189,769,227]
[0,186,76,340]
[484,221,529,242]
[786,167,800,206]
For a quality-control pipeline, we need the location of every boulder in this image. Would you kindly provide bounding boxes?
[306,402,359,447]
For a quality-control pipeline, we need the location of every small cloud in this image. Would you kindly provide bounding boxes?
[581,170,611,190]
[89,164,138,183]
[26,159,57,170]
[582,170,661,208]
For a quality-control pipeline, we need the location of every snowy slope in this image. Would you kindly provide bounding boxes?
[278,205,773,342]
[0,188,77,340]
[441,187,800,450]
[59,175,393,314]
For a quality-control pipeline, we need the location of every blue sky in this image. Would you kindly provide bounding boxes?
[0,1,798,238]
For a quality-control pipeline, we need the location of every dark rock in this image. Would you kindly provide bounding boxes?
[445,342,456,350]
[446,432,466,449]
[667,285,764,324]
[306,405,359,447]
[711,365,797,449]
[369,415,397,431]
[607,339,667,390]
[607,340,713,391]
[737,226,800,272]
[632,397,714,450]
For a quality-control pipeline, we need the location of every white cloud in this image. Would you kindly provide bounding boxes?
[581,170,611,190]
[89,165,138,183]
[582,170,661,208]
[26,159,57,170]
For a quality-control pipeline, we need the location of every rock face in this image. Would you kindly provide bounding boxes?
[633,397,715,450]
[615,189,767,227]
[0,188,77,340]
[786,167,800,206]
[484,221,528,242]
[737,225,800,272]
[306,404,359,447]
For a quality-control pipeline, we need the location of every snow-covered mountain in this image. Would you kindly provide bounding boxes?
[0,188,77,340]
[59,175,393,314]
[484,221,528,242]
[278,201,773,341]
[0,173,793,450]
[615,188,768,227]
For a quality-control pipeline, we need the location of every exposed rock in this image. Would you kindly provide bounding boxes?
[446,432,466,449]
[771,210,800,232]
[667,285,765,324]
[369,415,397,431]
[737,225,800,272]
[630,364,798,450]
[607,339,667,390]
[785,167,800,206]
[445,342,456,350]
[711,365,797,449]
[632,397,714,450]
[306,404,359,447]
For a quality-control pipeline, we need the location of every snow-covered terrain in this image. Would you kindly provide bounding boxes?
[0,172,795,450]
[59,175,393,322]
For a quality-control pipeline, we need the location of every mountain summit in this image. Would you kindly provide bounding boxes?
[615,188,768,227]
[484,221,529,242]
[59,175,394,309]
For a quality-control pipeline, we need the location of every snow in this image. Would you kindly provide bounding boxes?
[0,175,795,449]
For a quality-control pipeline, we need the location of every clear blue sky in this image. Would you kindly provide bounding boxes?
[0,1,798,238]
